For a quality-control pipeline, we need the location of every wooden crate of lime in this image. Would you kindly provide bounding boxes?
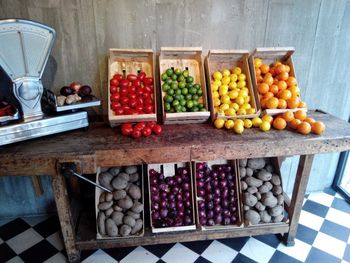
[159,47,210,124]
[108,49,157,127]
[204,50,260,122]
[248,47,307,116]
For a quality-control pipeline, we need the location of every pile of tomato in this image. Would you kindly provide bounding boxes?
[110,72,155,115]
[121,122,162,139]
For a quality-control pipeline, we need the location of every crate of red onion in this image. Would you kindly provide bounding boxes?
[193,160,243,230]
[148,162,196,233]
[238,157,286,226]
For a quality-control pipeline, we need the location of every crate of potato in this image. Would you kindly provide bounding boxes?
[193,160,243,230]
[95,165,144,239]
[205,50,260,122]
[159,47,210,124]
[238,157,286,225]
[108,49,157,127]
[249,47,307,116]
[148,162,196,233]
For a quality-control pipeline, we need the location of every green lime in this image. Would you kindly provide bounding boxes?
[169,108,175,113]
[174,68,182,75]
[194,84,201,90]
[175,89,182,95]
[186,76,194,83]
[180,99,186,106]
[166,79,173,85]
[182,88,188,95]
[165,102,171,112]
[183,70,189,78]
[181,106,187,112]
[161,73,168,81]
[186,83,193,89]
[174,94,182,100]
[175,105,182,112]
[166,68,174,76]
[197,89,203,96]
[192,106,199,112]
[192,94,199,101]
[178,81,186,89]
[171,74,178,81]
[164,95,173,103]
[171,83,178,89]
[186,100,194,108]
[186,94,192,100]
[200,108,207,112]
[189,87,197,95]
[172,99,179,106]
[179,95,185,100]
[178,75,185,82]
[167,89,174,96]
[192,100,199,107]
[198,103,204,109]
[162,83,170,92]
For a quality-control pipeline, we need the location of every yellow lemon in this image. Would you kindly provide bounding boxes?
[238,73,246,81]
[244,119,253,128]
[219,85,228,96]
[260,121,271,132]
[236,96,245,105]
[213,71,223,80]
[262,115,273,124]
[225,108,236,116]
[221,76,231,85]
[222,69,231,77]
[213,79,222,86]
[237,108,246,115]
[244,96,251,103]
[246,108,256,114]
[230,74,238,82]
[235,119,244,126]
[221,95,231,104]
[233,122,244,134]
[228,81,237,89]
[252,117,263,127]
[230,102,239,111]
[225,119,234,129]
[237,80,246,89]
[213,98,221,107]
[233,67,242,75]
[239,89,248,97]
[228,90,239,99]
[241,103,251,110]
[214,118,225,129]
[211,83,219,91]
[212,91,219,99]
[219,103,230,112]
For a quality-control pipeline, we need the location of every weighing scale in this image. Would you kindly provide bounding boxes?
[0,19,100,146]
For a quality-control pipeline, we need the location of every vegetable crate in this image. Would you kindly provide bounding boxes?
[95,165,145,239]
[159,47,210,124]
[248,47,307,116]
[108,49,157,127]
[204,50,260,122]
[237,157,287,226]
[193,160,243,230]
[147,162,196,233]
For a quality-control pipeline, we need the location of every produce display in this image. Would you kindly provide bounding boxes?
[195,162,240,227]
[96,166,144,237]
[211,67,256,117]
[239,158,284,225]
[149,166,194,229]
[161,68,206,113]
[57,82,93,106]
[120,122,162,139]
[0,97,16,117]
[110,72,155,115]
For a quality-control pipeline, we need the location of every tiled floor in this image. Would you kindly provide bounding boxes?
[0,188,349,263]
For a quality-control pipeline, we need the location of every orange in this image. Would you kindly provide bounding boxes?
[260,98,268,109]
[297,121,311,135]
[273,61,282,67]
[282,111,294,122]
[260,64,270,74]
[264,92,274,99]
[257,75,264,83]
[277,72,289,81]
[266,97,279,109]
[290,119,302,129]
[264,75,274,86]
[311,121,326,135]
[285,65,290,73]
[269,67,276,75]
[275,64,286,75]
[299,101,307,108]
[294,110,307,121]
[278,99,287,109]
[304,117,316,125]
[254,58,262,68]
[277,80,287,90]
[262,114,274,124]
[255,68,261,77]
[289,86,300,97]
[273,117,287,130]
[280,89,292,100]
[269,84,279,94]
[287,97,300,109]
[286,77,297,87]
[258,83,269,94]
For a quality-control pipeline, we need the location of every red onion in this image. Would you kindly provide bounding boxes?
[198,201,205,209]
[152,194,160,202]
[206,201,214,210]
[149,169,157,176]
[150,177,158,185]
[197,189,205,197]
[223,209,231,217]
[214,214,223,224]
[159,183,167,191]
[196,162,204,171]
[223,217,231,225]
[184,216,192,225]
[214,206,221,214]
[158,173,165,181]
[160,209,168,218]
[230,215,237,223]
[197,181,205,189]
[151,203,159,210]
[184,200,191,208]
[152,211,160,220]
[160,191,167,199]
[168,201,176,209]
[199,210,206,218]
[199,217,207,225]
[221,200,229,208]
[174,176,182,184]
[207,219,215,226]
[207,210,214,219]
[69,82,82,93]
[176,202,184,210]
[168,193,175,201]
[150,186,158,194]
[172,186,180,194]
[178,211,184,217]
[219,171,226,179]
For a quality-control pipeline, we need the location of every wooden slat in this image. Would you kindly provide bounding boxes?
[31,175,43,196]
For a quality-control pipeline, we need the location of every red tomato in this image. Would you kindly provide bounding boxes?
[134,122,146,131]
[152,124,162,135]
[129,109,139,115]
[144,85,153,93]
[113,74,123,81]
[110,93,120,101]
[144,98,153,106]
[143,77,153,85]
[129,93,137,100]
[144,104,154,113]
[128,86,136,94]
[147,122,156,129]
[110,85,118,94]
[129,98,138,109]
[114,106,124,115]
[119,79,130,88]
[131,130,141,139]
[127,74,138,82]
[120,87,128,97]
[121,123,133,136]
[110,78,119,87]
[135,105,144,112]
[120,97,129,105]
[136,87,144,96]
[142,127,152,137]
[132,79,141,88]
[142,92,151,100]
[136,97,143,106]
[138,71,146,81]
[111,101,121,111]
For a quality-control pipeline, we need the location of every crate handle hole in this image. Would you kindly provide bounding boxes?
[122,69,126,78]
[171,67,174,71]
[137,69,141,74]
[185,67,189,70]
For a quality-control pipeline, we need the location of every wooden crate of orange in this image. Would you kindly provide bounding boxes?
[248,47,307,116]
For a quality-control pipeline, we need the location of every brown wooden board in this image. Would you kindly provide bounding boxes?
[159,47,210,124]
[249,47,306,116]
[205,50,260,122]
[108,49,157,126]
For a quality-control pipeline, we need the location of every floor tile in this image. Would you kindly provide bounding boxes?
[218,236,250,251]
[7,228,43,254]
[0,243,16,262]
[32,216,60,238]
[269,250,302,263]
[0,218,13,227]
[43,252,67,263]
[277,238,312,262]
[194,256,212,263]
[240,237,276,263]
[299,210,324,231]
[324,187,337,196]
[201,240,238,263]
[22,215,49,227]
[326,208,350,228]
[81,249,118,263]
[320,219,350,242]
[303,200,329,218]
[104,245,137,261]
[0,219,30,241]
[181,240,213,255]
[343,245,350,262]
[231,253,257,263]
[307,191,335,207]
[313,232,347,259]
[80,249,98,262]
[254,234,281,248]
[6,256,25,263]
[161,243,199,263]
[19,240,59,263]
[332,198,350,214]
[120,246,159,263]
[335,192,345,199]
[46,231,64,251]
[143,243,175,258]
[296,224,318,245]
[0,237,3,245]
[306,247,341,263]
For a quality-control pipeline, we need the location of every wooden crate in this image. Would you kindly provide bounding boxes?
[193,160,243,230]
[159,47,210,124]
[205,50,260,122]
[248,47,307,116]
[95,166,145,239]
[147,162,196,233]
[108,49,157,127]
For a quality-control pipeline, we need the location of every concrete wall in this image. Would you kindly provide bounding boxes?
[0,0,349,217]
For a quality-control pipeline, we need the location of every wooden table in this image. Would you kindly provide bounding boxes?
[1,110,350,262]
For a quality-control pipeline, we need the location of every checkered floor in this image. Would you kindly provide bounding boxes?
[0,188,349,263]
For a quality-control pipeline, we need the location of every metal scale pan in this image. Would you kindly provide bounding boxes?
[0,19,89,146]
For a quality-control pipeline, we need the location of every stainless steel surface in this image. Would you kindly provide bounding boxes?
[0,109,20,124]
[0,111,88,146]
[70,170,112,193]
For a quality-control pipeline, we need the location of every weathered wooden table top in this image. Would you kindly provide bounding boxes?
[1,110,350,176]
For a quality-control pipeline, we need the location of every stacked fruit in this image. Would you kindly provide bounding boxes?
[110,72,155,115]
[254,58,306,110]
[120,122,162,139]
[211,67,256,117]
[161,68,206,113]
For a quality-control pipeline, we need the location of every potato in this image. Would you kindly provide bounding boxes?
[259,210,271,223]
[123,215,136,227]
[272,185,282,195]
[265,164,274,173]
[118,172,130,182]
[131,219,143,235]
[127,211,141,219]
[131,201,144,213]
[105,192,113,202]
[97,211,106,235]
[261,193,278,208]
[98,172,114,191]
[105,207,114,217]
[243,205,250,211]
[257,170,272,181]
[128,184,141,200]
[99,192,107,203]
[255,201,266,211]
[244,177,263,187]
[241,181,248,191]
[108,167,121,176]
[106,219,118,237]
[112,176,128,190]
[125,166,138,175]
[271,175,281,186]
[264,181,273,191]
[120,224,132,237]
[113,205,123,212]
[268,205,283,216]
[118,197,133,210]
[98,201,113,210]
[239,159,247,167]
[247,158,266,170]
[111,211,124,226]
[246,168,253,177]
[255,191,262,200]
[247,186,258,194]
[239,167,246,178]
[245,210,260,225]
[277,194,284,205]
[273,214,284,223]
[258,184,270,194]
[243,193,258,207]
[129,172,139,183]
[113,190,127,200]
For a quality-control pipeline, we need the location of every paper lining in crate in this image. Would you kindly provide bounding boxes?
[248,47,307,116]
[237,157,288,226]
[95,165,144,239]
[159,47,210,124]
[204,50,260,123]
[193,159,243,230]
[108,49,157,127]
[147,162,196,233]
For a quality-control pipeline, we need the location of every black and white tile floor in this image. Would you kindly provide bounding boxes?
[0,188,349,263]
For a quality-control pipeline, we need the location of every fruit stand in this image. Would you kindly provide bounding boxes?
[0,110,349,262]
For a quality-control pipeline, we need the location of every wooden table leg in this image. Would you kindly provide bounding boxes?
[283,154,314,246]
[52,170,80,262]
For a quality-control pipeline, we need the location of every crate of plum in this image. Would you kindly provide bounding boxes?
[148,163,196,233]
[249,47,307,116]
[239,157,286,225]
[194,161,243,230]
[108,49,157,127]
[95,165,144,239]
[159,47,210,124]
[205,50,260,122]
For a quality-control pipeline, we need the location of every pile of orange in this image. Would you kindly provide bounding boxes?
[254,58,307,110]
